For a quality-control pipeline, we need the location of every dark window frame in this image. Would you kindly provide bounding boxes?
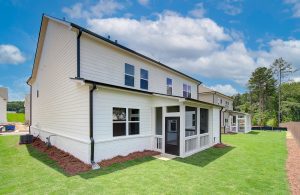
[125,63,135,87]
[140,69,148,90]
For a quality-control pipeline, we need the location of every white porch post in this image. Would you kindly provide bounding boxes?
[162,106,166,154]
[179,104,185,157]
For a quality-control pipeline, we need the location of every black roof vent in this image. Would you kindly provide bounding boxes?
[115,40,118,44]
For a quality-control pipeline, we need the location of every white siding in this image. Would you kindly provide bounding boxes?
[31,20,90,163]
[0,98,6,123]
[24,94,30,122]
[212,107,221,143]
[80,35,198,99]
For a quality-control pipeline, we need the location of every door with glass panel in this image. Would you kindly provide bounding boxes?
[165,117,180,155]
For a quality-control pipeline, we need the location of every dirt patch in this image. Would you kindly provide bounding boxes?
[99,150,160,167]
[31,138,91,175]
[213,143,229,148]
[286,132,300,195]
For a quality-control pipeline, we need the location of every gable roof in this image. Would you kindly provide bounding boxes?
[198,85,233,100]
[27,15,202,85]
[0,87,8,101]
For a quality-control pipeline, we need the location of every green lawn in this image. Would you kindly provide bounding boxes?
[0,131,289,194]
[7,113,25,123]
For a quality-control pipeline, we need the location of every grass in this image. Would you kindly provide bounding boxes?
[0,131,289,194]
[7,113,25,123]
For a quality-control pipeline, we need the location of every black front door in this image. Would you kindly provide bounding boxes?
[165,117,180,156]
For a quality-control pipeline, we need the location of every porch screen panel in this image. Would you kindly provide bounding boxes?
[185,106,197,137]
[155,107,162,135]
[200,108,209,134]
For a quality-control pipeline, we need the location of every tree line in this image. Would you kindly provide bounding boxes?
[233,58,299,126]
[7,101,25,113]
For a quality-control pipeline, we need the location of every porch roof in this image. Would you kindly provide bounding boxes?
[71,77,222,108]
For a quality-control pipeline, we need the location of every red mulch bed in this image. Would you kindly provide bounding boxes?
[286,135,300,195]
[98,150,160,167]
[31,138,91,175]
[30,138,160,175]
[213,143,229,148]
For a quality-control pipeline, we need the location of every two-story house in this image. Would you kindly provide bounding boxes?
[27,15,222,167]
[0,87,8,123]
[198,85,251,134]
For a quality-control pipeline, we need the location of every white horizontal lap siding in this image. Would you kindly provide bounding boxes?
[31,20,90,143]
[93,88,153,161]
[80,35,198,99]
[212,107,221,144]
[0,99,6,122]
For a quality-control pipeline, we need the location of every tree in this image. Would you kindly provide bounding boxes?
[248,67,276,125]
[270,58,297,123]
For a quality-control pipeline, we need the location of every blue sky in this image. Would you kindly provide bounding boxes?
[0,0,300,100]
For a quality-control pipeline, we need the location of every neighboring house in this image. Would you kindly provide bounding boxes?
[198,85,251,133]
[24,94,30,123]
[27,15,222,166]
[0,87,8,123]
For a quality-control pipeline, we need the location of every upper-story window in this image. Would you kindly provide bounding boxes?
[167,78,172,95]
[125,63,134,87]
[183,84,191,98]
[140,69,148,90]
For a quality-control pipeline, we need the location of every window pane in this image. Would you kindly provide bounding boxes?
[167,78,172,86]
[167,86,172,95]
[129,122,139,135]
[200,108,209,134]
[113,123,126,137]
[129,109,139,121]
[125,75,134,87]
[167,106,180,113]
[140,79,148,90]
[113,107,126,121]
[183,84,187,91]
[185,106,197,137]
[140,69,148,79]
[183,91,188,98]
[155,107,162,135]
[125,63,134,75]
[188,85,191,98]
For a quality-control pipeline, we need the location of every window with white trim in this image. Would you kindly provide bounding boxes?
[125,63,134,87]
[167,78,172,95]
[112,107,140,137]
[128,109,140,135]
[140,69,148,90]
[183,84,191,98]
[113,107,126,137]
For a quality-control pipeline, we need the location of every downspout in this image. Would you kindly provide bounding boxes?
[29,86,32,134]
[219,107,224,144]
[89,84,99,169]
[76,28,82,78]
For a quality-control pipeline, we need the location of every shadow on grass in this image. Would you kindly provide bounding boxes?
[174,146,234,167]
[247,131,260,135]
[26,144,156,179]
[26,144,70,177]
[79,157,155,179]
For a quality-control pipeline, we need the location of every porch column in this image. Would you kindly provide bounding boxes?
[179,104,185,157]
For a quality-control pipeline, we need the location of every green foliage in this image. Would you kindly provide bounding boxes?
[266,118,278,127]
[7,101,25,113]
[7,113,25,123]
[0,133,289,194]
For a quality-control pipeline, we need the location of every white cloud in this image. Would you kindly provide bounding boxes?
[88,11,230,61]
[209,84,238,96]
[62,0,124,19]
[218,0,243,16]
[188,3,206,18]
[284,0,300,18]
[0,44,26,65]
[138,0,149,6]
